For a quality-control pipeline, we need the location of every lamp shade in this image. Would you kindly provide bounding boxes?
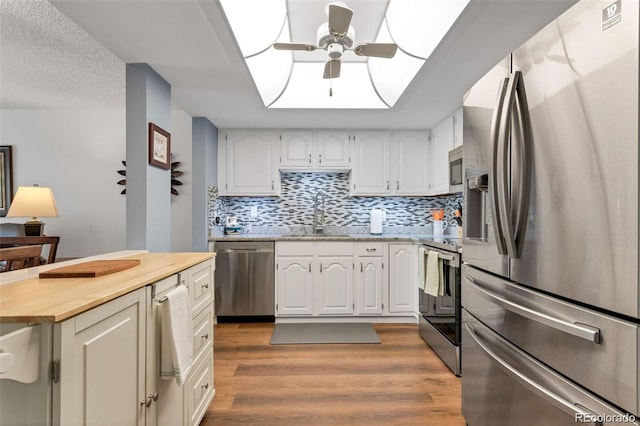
[6,186,59,218]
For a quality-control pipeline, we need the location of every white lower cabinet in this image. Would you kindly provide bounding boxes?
[276,242,354,316]
[277,241,414,319]
[354,243,385,315]
[54,289,147,426]
[276,254,314,316]
[388,244,417,313]
[315,252,354,315]
[51,258,215,426]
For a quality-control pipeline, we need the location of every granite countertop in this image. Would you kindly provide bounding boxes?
[208,225,460,245]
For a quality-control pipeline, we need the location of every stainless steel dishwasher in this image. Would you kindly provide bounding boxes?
[213,241,275,322]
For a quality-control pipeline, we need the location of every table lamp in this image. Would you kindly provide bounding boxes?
[6,186,59,236]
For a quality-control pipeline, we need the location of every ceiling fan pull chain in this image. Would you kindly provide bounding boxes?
[329,80,333,97]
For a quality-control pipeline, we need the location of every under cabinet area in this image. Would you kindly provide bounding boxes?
[0,253,215,426]
[275,241,415,320]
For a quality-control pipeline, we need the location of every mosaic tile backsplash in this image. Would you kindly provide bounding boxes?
[208,172,462,232]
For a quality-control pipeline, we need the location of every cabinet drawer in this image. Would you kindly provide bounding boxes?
[355,243,384,257]
[277,242,314,256]
[187,348,214,426]
[185,260,213,316]
[315,242,354,256]
[192,303,213,364]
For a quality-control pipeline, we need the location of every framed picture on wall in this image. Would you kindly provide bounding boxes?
[0,146,13,217]
[148,123,171,169]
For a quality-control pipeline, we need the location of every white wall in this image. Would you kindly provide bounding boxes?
[1,107,197,257]
[0,109,126,258]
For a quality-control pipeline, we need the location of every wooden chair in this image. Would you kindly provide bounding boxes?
[0,245,43,272]
[0,236,60,264]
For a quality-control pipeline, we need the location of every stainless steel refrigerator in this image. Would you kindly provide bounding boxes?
[461,1,639,424]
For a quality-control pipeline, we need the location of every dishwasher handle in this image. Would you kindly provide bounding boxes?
[215,248,273,253]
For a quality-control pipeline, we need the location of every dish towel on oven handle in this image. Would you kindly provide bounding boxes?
[424,250,444,297]
[160,285,193,385]
[417,247,427,290]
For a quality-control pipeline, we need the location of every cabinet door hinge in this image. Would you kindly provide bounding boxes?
[51,359,60,383]
[225,133,228,141]
[276,263,278,270]
[382,263,384,269]
[276,303,279,310]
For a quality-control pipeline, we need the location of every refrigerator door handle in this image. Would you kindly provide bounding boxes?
[512,71,533,258]
[464,321,604,420]
[497,73,519,258]
[466,274,601,343]
[489,77,510,255]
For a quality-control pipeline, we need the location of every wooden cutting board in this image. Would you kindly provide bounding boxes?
[39,259,141,278]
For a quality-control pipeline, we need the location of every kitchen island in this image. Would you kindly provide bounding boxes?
[0,250,215,426]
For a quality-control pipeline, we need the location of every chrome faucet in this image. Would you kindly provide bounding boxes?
[313,191,325,234]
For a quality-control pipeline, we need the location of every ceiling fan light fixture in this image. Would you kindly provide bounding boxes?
[327,43,344,59]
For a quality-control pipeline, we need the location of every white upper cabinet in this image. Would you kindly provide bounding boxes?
[428,117,454,195]
[279,130,314,169]
[316,130,350,169]
[391,131,429,195]
[351,130,429,196]
[280,130,350,170]
[350,130,391,195]
[453,107,463,148]
[219,130,280,196]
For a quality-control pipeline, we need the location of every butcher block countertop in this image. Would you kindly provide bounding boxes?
[0,251,214,324]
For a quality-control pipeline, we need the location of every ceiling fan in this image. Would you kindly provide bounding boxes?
[273,1,398,80]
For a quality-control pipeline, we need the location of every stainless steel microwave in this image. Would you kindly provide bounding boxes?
[448,145,463,193]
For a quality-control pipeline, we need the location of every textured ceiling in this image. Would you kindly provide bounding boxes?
[1,0,577,129]
[0,0,125,109]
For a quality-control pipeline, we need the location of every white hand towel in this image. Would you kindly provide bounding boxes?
[424,250,440,296]
[160,285,193,385]
[417,247,427,290]
[438,257,445,297]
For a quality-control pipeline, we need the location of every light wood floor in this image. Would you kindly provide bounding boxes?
[201,322,466,426]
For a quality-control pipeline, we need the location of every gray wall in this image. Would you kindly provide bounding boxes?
[0,106,204,258]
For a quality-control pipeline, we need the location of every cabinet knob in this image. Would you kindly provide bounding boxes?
[318,154,322,164]
[202,283,209,289]
[202,383,209,390]
[386,181,390,190]
[271,180,275,190]
[309,154,312,164]
[141,396,153,408]
[202,333,209,340]
[366,248,377,252]
[152,392,159,402]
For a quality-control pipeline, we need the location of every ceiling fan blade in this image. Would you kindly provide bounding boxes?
[273,43,317,52]
[328,3,353,36]
[323,59,341,79]
[353,43,398,58]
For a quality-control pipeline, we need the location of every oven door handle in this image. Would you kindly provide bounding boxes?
[466,275,601,344]
[437,253,456,262]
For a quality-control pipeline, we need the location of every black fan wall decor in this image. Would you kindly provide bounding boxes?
[117,157,184,195]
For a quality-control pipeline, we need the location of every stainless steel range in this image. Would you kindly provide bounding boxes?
[418,238,462,376]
